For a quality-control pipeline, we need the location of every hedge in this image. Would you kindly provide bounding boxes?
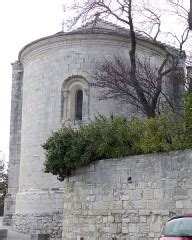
[43,112,186,181]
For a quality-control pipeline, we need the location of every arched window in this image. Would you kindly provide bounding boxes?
[61,76,89,123]
[75,90,83,120]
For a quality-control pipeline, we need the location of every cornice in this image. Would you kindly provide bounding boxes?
[19,31,171,66]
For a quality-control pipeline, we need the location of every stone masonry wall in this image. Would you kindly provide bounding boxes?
[13,210,63,240]
[3,61,23,226]
[12,189,64,239]
[63,150,192,240]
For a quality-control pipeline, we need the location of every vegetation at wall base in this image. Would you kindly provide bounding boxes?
[43,112,186,181]
[0,174,8,216]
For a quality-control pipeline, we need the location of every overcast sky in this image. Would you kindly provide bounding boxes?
[0,0,64,163]
[0,0,190,164]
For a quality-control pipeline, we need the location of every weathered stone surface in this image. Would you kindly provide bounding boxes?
[12,211,62,239]
[31,233,50,240]
[63,150,192,240]
[0,229,7,239]
[3,61,23,226]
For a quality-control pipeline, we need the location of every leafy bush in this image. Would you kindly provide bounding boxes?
[43,128,80,180]
[184,93,192,148]
[43,112,185,181]
[133,112,185,154]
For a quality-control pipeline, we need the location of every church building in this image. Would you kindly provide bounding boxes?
[3,19,185,239]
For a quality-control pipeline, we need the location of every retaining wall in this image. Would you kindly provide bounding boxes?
[63,150,192,240]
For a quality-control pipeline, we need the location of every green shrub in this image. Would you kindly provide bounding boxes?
[184,93,192,148]
[79,115,133,159]
[43,112,185,181]
[43,128,80,180]
[133,112,185,153]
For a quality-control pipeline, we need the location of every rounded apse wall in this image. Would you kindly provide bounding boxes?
[14,29,166,236]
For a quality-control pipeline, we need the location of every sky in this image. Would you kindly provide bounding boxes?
[0,0,64,163]
[0,0,190,165]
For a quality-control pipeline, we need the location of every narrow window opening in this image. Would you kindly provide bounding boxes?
[128,177,132,183]
[75,89,83,120]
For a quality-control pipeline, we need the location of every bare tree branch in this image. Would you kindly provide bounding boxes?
[66,0,190,117]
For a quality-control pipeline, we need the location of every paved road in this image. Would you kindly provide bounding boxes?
[0,217,30,240]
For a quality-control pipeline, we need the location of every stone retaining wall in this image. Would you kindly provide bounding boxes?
[13,211,63,240]
[63,150,192,240]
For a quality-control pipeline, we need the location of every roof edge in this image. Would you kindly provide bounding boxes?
[18,19,186,61]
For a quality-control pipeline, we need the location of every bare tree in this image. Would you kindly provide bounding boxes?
[167,0,192,30]
[167,1,192,91]
[66,0,190,117]
[187,58,192,93]
[189,0,192,29]
[92,56,179,116]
